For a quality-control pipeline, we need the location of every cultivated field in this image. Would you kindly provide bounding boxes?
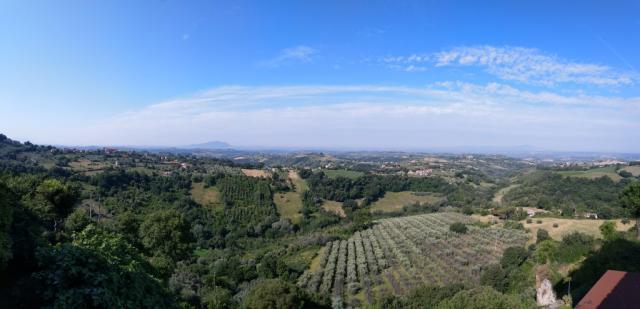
[190,182,220,206]
[370,191,443,213]
[521,217,630,243]
[622,165,640,176]
[297,213,527,306]
[323,169,365,180]
[557,166,622,182]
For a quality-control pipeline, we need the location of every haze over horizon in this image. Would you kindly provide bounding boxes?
[1,1,639,152]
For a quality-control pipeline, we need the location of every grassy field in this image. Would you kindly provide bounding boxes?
[622,165,640,176]
[308,246,327,273]
[274,170,309,224]
[557,166,622,182]
[289,170,308,191]
[323,169,365,179]
[322,200,346,217]
[370,191,444,213]
[241,168,269,177]
[190,182,220,206]
[520,217,630,243]
[274,192,303,224]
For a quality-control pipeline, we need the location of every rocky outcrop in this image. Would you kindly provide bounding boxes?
[536,266,561,308]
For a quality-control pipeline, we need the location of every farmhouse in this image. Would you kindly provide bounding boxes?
[576,270,640,309]
[575,211,599,219]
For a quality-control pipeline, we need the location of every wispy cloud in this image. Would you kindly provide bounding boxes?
[67,83,640,151]
[381,45,636,86]
[261,45,317,68]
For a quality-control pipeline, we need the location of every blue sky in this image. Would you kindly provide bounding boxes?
[1,1,639,152]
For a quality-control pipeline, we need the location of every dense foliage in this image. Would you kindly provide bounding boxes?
[0,135,638,308]
[503,172,630,218]
[303,172,453,204]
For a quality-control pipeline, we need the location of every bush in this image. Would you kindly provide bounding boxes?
[449,222,468,234]
[526,218,532,224]
[552,223,558,228]
[436,286,535,309]
[536,229,550,244]
[599,221,618,241]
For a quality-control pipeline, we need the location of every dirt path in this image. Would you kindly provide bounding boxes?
[492,184,520,204]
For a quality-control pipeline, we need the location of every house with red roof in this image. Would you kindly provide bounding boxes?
[576,270,640,309]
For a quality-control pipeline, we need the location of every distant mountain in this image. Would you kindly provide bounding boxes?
[184,141,232,149]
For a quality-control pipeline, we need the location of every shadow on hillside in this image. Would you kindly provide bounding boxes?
[555,239,640,304]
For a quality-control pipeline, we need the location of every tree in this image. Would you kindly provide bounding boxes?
[618,170,633,178]
[33,226,175,308]
[64,208,92,232]
[536,229,550,243]
[139,209,193,262]
[25,179,78,230]
[0,182,14,270]
[535,240,557,264]
[449,222,468,234]
[257,252,290,279]
[201,286,234,308]
[242,279,306,309]
[480,264,507,292]
[342,199,357,212]
[402,284,465,308]
[599,221,618,241]
[500,247,528,270]
[619,182,640,238]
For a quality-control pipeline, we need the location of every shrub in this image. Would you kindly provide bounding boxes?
[436,286,535,308]
[536,229,550,244]
[599,221,618,241]
[526,218,532,224]
[552,223,559,228]
[449,222,468,234]
[622,218,630,225]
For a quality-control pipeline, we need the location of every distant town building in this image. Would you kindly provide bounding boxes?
[408,169,433,177]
